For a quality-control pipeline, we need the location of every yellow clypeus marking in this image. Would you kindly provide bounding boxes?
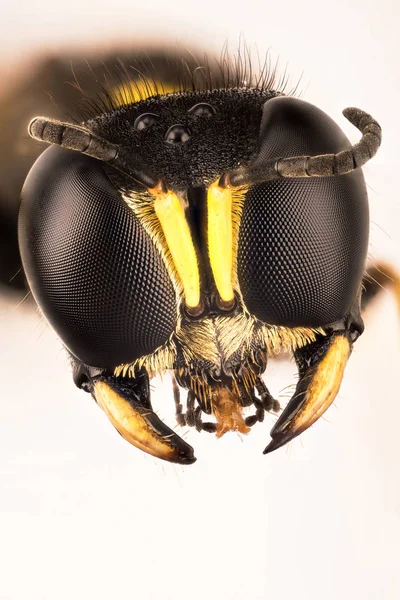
[153,190,200,308]
[207,182,234,303]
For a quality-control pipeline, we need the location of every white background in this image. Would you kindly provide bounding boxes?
[1,1,400,599]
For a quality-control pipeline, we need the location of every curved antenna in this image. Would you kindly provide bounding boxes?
[28,117,158,189]
[219,107,382,189]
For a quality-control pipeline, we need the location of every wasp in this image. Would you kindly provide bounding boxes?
[11,48,398,464]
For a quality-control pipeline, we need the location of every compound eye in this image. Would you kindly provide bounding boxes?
[238,97,369,328]
[164,124,191,145]
[188,102,216,118]
[134,112,159,131]
[19,145,178,369]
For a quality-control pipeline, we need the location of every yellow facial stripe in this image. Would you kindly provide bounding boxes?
[110,80,176,106]
[207,182,234,302]
[154,191,200,308]
[292,334,351,434]
[94,380,178,461]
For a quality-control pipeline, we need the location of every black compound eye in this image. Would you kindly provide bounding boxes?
[18,145,178,370]
[133,112,159,131]
[164,124,191,145]
[188,102,216,118]
[238,97,369,328]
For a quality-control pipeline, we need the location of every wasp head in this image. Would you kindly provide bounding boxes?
[19,61,381,463]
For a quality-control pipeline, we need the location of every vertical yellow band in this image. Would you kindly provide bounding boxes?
[207,182,234,302]
[154,192,200,308]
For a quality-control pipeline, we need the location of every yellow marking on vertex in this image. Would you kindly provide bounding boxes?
[207,182,234,302]
[154,191,200,308]
[110,80,176,106]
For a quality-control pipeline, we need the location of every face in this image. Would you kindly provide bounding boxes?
[18,58,381,464]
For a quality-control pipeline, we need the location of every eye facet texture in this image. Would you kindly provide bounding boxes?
[238,97,369,327]
[19,146,177,369]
